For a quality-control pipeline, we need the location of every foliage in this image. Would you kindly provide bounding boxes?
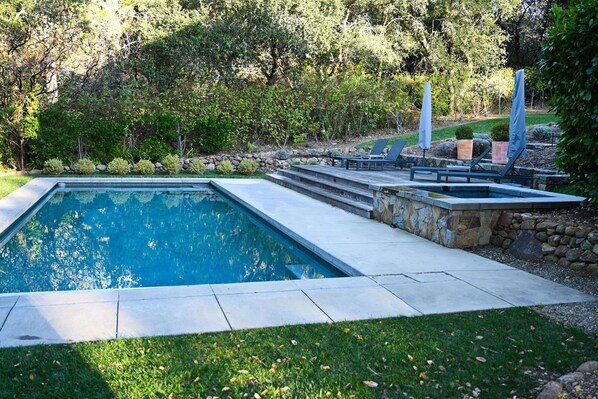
[189,159,206,175]
[490,122,510,141]
[541,0,598,203]
[135,160,155,175]
[455,126,474,140]
[193,116,235,154]
[107,158,130,175]
[43,159,63,175]
[274,149,292,160]
[161,154,181,175]
[73,159,96,175]
[0,309,596,398]
[238,159,258,175]
[529,125,554,141]
[217,160,235,175]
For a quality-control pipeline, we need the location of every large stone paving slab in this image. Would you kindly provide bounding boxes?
[217,291,331,329]
[384,280,513,314]
[118,296,230,338]
[0,302,117,347]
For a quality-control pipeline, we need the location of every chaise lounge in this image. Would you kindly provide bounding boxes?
[330,139,388,167]
[410,148,491,181]
[344,140,411,170]
[435,146,532,184]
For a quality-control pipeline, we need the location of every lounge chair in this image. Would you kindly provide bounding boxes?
[331,139,388,167]
[345,140,411,170]
[435,146,532,184]
[410,148,491,181]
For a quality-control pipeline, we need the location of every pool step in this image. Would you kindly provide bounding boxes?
[288,165,374,191]
[265,173,373,219]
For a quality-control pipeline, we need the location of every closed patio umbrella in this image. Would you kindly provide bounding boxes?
[418,81,432,165]
[508,69,526,158]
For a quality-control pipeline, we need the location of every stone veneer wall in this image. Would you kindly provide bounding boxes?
[491,212,598,276]
[372,189,502,248]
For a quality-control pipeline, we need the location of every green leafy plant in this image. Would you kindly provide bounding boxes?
[135,159,155,175]
[161,154,181,175]
[541,0,597,202]
[217,160,234,175]
[238,159,258,175]
[73,158,96,175]
[529,125,554,141]
[490,122,510,142]
[107,158,130,175]
[189,159,206,175]
[43,158,63,175]
[275,148,292,160]
[194,116,235,154]
[455,125,474,140]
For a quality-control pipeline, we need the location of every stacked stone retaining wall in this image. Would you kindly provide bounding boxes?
[492,212,598,276]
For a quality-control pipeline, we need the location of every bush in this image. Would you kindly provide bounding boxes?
[455,125,474,140]
[194,116,235,154]
[73,158,96,175]
[135,159,155,175]
[529,125,554,141]
[541,0,597,202]
[162,154,181,175]
[44,158,63,175]
[490,122,510,142]
[107,158,130,175]
[217,160,234,175]
[238,159,258,175]
[275,149,292,160]
[189,159,206,175]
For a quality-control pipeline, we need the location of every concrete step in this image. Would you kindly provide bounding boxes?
[265,174,373,219]
[277,169,373,205]
[289,165,373,191]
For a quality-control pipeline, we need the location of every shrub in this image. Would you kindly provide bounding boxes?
[189,159,206,175]
[73,158,96,175]
[194,116,235,154]
[217,160,235,175]
[455,125,474,140]
[238,159,258,175]
[327,148,341,157]
[107,158,130,175]
[275,148,292,160]
[44,158,63,175]
[162,154,181,175]
[541,0,597,202]
[490,122,510,142]
[135,159,155,175]
[529,125,554,141]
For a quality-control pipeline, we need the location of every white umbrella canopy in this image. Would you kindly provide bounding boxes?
[418,81,432,165]
[509,69,526,158]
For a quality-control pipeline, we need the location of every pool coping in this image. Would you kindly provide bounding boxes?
[0,178,595,347]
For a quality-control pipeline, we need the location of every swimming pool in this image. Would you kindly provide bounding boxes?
[0,183,345,293]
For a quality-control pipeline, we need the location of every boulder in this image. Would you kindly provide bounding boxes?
[541,243,556,255]
[587,231,598,244]
[565,248,584,262]
[96,164,107,171]
[535,231,548,242]
[536,380,562,399]
[509,230,543,260]
[576,360,598,373]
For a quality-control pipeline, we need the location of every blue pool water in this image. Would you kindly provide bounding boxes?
[0,186,344,293]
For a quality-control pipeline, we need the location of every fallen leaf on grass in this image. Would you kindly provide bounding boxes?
[363,380,378,388]
[280,387,290,392]
[343,328,350,334]
[320,365,331,371]
[238,370,249,374]
[291,340,298,346]
[475,357,487,363]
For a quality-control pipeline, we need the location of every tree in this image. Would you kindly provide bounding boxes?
[541,0,598,202]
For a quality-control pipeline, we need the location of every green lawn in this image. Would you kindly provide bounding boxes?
[0,175,35,199]
[0,308,595,398]
[359,113,558,148]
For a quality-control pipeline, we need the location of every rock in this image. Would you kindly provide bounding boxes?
[535,231,548,242]
[508,230,517,240]
[96,164,107,171]
[564,226,577,236]
[588,264,598,276]
[509,230,543,260]
[576,361,598,373]
[565,248,584,262]
[537,380,562,399]
[206,163,215,171]
[547,235,561,246]
[541,243,556,255]
[558,371,584,383]
[536,221,558,231]
[155,162,163,168]
[575,227,592,238]
[555,224,566,234]
[587,231,598,244]
[569,262,586,271]
[554,245,569,257]
[544,255,558,262]
[498,212,513,227]
[502,238,512,249]
[580,251,598,263]
[490,235,503,246]
[594,244,598,255]
[28,169,42,175]
[557,257,570,268]
[498,230,509,238]
[520,219,536,230]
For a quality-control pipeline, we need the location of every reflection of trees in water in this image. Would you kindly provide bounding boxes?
[73,191,96,205]
[0,190,319,293]
[48,192,65,204]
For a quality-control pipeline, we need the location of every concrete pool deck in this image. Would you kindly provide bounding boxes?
[0,178,595,347]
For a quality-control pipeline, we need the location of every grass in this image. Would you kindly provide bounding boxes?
[359,113,559,148]
[0,175,35,199]
[0,308,596,398]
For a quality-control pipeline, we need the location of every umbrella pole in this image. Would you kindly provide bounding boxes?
[422,149,427,166]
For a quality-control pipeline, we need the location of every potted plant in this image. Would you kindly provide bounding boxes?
[490,122,510,164]
[455,125,474,160]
